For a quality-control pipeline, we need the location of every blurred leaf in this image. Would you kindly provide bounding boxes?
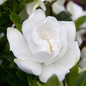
[75,71,86,86]
[37,81,43,86]
[56,11,72,21]
[16,70,27,81]
[0,37,7,53]
[75,15,86,29]
[44,75,60,86]
[18,0,35,5]
[10,13,22,24]
[27,74,38,86]
[7,0,24,14]
[81,79,86,86]
[66,64,79,86]
[82,0,86,5]
[12,81,27,86]
[16,23,22,33]
[0,14,10,27]
[10,13,22,32]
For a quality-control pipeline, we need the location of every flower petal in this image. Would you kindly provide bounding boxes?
[14,59,42,75]
[67,1,83,20]
[59,21,76,42]
[39,64,69,83]
[52,3,65,14]
[22,9,46,40]
[0,0,7,5]
[26,0,39,15]
[32,51,54,63]
[40,1,46,11]
[55,0,65,5]
[7,27,31,60]
[55,42,80,69]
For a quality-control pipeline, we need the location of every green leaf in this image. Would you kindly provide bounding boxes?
[81,79,86,86]
[0,14,10,27]
[75,15,86,29]
[0,37,7,53]
[75,71,86,86]
[44,75,60,86]
[56,11,72,21]
[10,13,22,24]
[16,23,22,33]
[10,13,22,32]
[12,81,27,86]
[7,0,24,14]
[36,81,43,86]
[27,74,38,86]
[16,70,27,81]
[18,0,35,5]
[66,64,79,86]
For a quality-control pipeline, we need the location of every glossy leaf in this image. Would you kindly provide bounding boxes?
[10,13,22,32]
[75,15,86,28]
[56,11,72,21]
[66,64,79,86]
[81,79,86,86]
[75,71,86,86]
[27,74,38,86]
[44,75,60,86]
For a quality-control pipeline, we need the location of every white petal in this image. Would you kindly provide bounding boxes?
[14,59,42,75]
[38,16,61,40]
[52,3,65,14]
[0,0,6,5]
[59,21,76,42]
[22,9,46,39]
[26,0,39,15]
[32,51,54,63]
[7,27,31,60]
[81,48,86,58]
[76,29,85,45]
[79,57,86,69]
[55,42,80,69]
[40,1,46,11]
[26,33,48,54]
[55,0,65,5]
[67,1,83,20]
[39,64,69,83]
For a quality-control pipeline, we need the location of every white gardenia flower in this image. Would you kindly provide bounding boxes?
[76,29,86,70]
[26,0,46,15]
[0,0,7,5]
[52,0,65,14]
[7,9,80,83]
[67,1,86,21]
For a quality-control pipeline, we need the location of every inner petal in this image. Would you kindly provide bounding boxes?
[37,23,61,40]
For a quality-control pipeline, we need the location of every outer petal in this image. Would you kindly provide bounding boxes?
[14,59,42,75]
[55,42,80,69]
[7,27,31,60]
[67,1,83,20]
[59,21,76,42]
[39,64,69,83]
[22,9,46,40]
